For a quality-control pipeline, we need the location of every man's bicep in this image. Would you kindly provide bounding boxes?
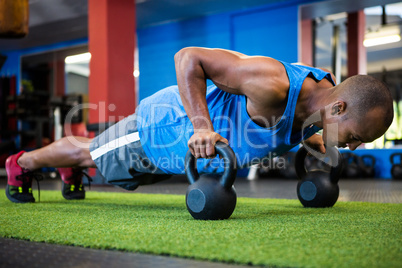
[199,50,288,97]
[177,47,289,102]
[193,48,249,93]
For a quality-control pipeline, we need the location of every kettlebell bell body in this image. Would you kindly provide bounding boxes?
[185,142,237,220]
[295,146,343,208]
[390,153,402,180]
[186,174,236,220]
[343,153,361,178]
[297,171,340,207]
[360,155,376,178]
[391,165,402,180]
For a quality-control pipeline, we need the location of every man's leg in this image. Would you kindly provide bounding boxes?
[17,136,96,170]
[5,136,96,203]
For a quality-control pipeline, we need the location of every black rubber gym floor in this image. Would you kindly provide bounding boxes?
[0,237,249,268]
[1,175,401,268]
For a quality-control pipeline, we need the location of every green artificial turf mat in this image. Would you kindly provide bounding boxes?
[0,189,401,268]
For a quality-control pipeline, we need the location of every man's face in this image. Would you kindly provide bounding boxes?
[322,107,388,150]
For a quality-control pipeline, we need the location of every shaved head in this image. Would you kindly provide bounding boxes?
[335,75,394,130]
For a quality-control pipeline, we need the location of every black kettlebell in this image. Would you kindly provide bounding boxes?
[295,146,343,208]
[390,153,402,180]
[342,153,361,178]
[185,142,237,220]
[359,155,376,178]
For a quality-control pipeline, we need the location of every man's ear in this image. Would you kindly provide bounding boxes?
[331,101,346,116]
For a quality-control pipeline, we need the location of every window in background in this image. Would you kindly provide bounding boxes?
[313,2,402,149]
[364,3,402,148]
[65,52,90,95]
[314,13,348,82]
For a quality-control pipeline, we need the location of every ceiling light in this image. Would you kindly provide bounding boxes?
[363,34,401,47]
[133,69,140,77]
[65,52,91,64]
[364,25,401,47]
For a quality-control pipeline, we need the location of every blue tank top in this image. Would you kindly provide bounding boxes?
[136,61,335,174]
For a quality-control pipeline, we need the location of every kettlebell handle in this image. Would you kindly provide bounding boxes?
[295,146,343,183]
[185,142,237,189]
[390,153,402,165]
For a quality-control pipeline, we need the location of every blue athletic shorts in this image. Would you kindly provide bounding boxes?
[89,114,171,190]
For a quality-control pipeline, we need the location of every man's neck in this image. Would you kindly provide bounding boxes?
[294,78,335,130]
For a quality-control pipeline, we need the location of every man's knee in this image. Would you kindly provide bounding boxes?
[79,149,96,168]
[60,136,95,167]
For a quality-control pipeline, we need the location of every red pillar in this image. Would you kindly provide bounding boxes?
[300,19,313,66]
[347,11,367,77]
[88,0,136,124]
[54,60,65,97]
